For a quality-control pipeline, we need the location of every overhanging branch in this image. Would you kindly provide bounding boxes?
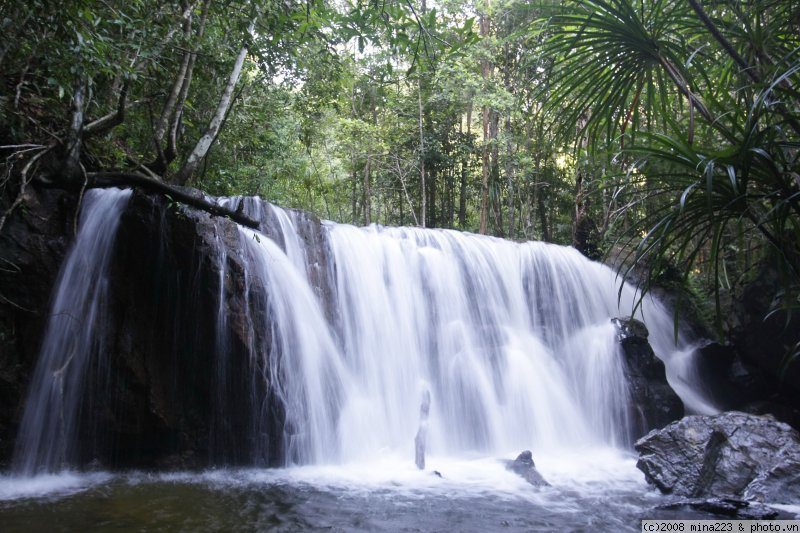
[84,171,260,228]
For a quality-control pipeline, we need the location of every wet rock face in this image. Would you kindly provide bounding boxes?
[92,191,287,469]
[611,317,683,439]
[0,188,318,470]
[692,341,800,429]
[635,411,800,504]
[0,188,76,468]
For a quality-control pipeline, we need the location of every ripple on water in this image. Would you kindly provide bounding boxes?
[4,449,793,532]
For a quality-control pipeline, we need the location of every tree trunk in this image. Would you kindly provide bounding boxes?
[478,10,491,235]
[80,171,259,228]
[363,154,371,225]
[458,102,472,228]
[167,0,211,165]
[351,167,358,223]
[417,78,426,228]
[63,78,86,182]
[154,13,192,144]
[489,110,502,237]
[173,19,254,185]
[537,192,550,242]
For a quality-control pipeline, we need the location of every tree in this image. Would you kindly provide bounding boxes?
[537,0,799,330]
[0,0,333,228]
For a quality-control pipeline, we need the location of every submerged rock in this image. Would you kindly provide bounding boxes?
[612,317,683,438]
[505,450,549,487]
[635,411,800,504]
[656,498,780,520]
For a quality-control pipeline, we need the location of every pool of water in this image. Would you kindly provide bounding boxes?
[1,448,795,532]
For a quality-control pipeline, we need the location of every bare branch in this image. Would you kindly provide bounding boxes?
[0,146,53,234]
[167,0,211,163]
[174,18,256,185]
[0,144,47,150]
[84,81,138,137]
[85,171,260,228]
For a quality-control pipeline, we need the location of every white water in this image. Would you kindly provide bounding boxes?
[12,189,131,475]
[234,205,718,467]
[10,192,717,489]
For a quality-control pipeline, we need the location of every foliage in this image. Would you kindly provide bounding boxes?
[2,0,798,345]
[536,0,799,335]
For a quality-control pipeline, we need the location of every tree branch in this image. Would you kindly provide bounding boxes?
[167,0,211,164]
[154,17,193,144]
[174,18,256,185]
[83,81,134,136]
[0,146,53,234]
[687,0,800,137]
[84,171,259,228]
[63,78,86,182]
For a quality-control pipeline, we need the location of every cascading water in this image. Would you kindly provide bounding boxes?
[217,198,717,467]
[2,191,734,529]
[12,192,716,477]
[12,188,131,475]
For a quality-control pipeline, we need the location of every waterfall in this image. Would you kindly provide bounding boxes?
[223,200,715,465]
[13,192,715,474]
[13,189,131,474]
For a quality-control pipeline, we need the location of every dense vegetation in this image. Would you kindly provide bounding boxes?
[1,0,798,342]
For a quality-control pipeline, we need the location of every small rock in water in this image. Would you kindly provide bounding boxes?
[505,450,550,487]
[432,470,443,478]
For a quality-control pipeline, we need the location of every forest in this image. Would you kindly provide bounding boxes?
[2,0,799,343]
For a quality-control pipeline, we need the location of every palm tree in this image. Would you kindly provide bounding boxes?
[537,0,799,335]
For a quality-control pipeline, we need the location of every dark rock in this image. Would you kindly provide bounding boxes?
[691,343,760,411]
[728,268,800,424]
[744,461,800,504]
[93,190,288,469]
[656,498,780,520]
[741,401,800,428]
[612,317,650,342]
[505,450,549,487]
[0,186,333,470]
[0,188,76,468]
[636,411,800,504]
[691,342,800,427]
[612,317,684,439]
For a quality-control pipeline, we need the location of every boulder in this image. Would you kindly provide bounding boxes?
[612,317,683,438]
[94,190,289,468]
[635,411,800,504]
[505,450,549,487]
[744,461,800,504]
